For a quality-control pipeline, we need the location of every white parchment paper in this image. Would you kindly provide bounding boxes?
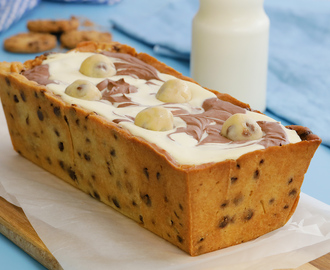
[1,108,330,270]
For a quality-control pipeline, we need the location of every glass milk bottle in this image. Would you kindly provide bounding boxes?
[190,0,269,112]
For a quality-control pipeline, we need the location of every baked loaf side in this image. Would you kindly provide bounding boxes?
[0,42,321,256]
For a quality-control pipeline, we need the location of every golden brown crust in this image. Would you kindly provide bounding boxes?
[0,41,321,256]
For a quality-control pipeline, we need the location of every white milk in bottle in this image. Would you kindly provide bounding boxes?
[190,0,269,112]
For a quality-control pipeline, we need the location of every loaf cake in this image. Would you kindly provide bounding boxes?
[0,41,321,256]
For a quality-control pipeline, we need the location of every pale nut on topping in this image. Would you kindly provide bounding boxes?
[134,106,174,131]
[156,79,192,103]
[65,80,102,100]
[79,54,116,78]
[221,113,263,141]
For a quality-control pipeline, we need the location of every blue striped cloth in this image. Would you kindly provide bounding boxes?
[0,0,120,33]
[0,0,40,33]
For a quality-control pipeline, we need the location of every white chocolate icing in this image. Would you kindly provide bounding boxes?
[42,51,301,165]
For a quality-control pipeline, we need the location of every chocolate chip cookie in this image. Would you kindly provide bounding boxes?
[60,30,112,49]
[27,16,79,34]
[4,32,57,53]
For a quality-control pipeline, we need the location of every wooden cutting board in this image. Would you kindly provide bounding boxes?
[0,196,329,270]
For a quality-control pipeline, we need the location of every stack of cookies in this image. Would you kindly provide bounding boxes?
[4,16,112,53]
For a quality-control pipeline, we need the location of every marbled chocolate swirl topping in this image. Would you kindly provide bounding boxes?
[21,51,301,165]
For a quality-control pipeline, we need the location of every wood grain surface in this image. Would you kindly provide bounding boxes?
[0,196,329,270]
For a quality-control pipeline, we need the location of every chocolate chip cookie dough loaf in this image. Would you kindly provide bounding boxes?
[0,41,321,256]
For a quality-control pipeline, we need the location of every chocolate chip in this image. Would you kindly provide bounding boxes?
[259,159,264,165]
[112,198,121,208]
[59,160,65,170]
[220,201,229,208]
[110,149,116,157]
[236,163,241,169]
[198,237,204,243]
[289,189,297,197]
[93,191,100,200]
[177,235,183,243]
[64,115,68,125]
[46,157,52,165]
[179,203,183,211]
[132,200,137,206]
[284,205,289,209]
[58,142,64,152]
[219,216,230,228]
[84,153,91,161]
[139,215,144,224]
[164,196,169,203]
[26,116,30,125]
[20,92,26,102]
[68,168,77,181]
[254,169,260,179]
[107,162,113,176]
[91,174,96,181]
[233,193,244,206]
[269,198,275,204]
[143,168,149,180]
[288,178,293,185]
[34,91,38,98]
[113,133,118,140]
[76,119,80,126]
[156,172,161,180]
[54,129,60,137]
[174,211,180,219]
[113,44,121,52]
[5,77,10,86]
[243,209,254,221]
[37,108,44,121]
[13,95,19,103]
[299,130,313,141]
[86,138,91,143]
[53,107,61,117]
[9,113,14,119]
[231,177,238,184]
[140,193,152,207]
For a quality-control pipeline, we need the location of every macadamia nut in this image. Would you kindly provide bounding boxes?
[79,54,116,78]
[65,80,102,100]
[221,113,263,141]
[134,106,174,131]
[156,79,192,103]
